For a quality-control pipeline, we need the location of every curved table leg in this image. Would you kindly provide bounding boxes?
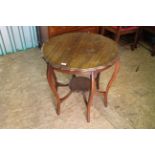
[72,74,76,78]
[87,71,96,122]
[103,59,120,107]
[96,72,100,89]
[47,64,61,115]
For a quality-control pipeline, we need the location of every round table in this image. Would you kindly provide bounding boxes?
[42,32,120,122]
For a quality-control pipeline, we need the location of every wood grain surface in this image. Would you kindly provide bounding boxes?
[43,32,119,72]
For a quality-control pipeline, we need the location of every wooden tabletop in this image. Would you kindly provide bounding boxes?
[43,32,119,72]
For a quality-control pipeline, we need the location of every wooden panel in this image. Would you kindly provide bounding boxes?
[48,26,100,38]
[75,27,99,33]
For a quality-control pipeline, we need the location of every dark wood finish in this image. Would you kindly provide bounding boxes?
[39,26,101,44]
[96,73,100,89]
[86,72,96,122]
[43,32,118,72]
[43,32,120,122]
[103,60,120,107]
[101,26,140,50]
[48,26,101,37]
[47,64,72,115]
[69,77,90,92]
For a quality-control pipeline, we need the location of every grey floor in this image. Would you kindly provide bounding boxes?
[0,44,155,128]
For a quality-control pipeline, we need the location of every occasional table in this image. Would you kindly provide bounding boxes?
[42,32,120,122]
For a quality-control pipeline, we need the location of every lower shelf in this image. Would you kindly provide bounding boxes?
[69,76,90,92]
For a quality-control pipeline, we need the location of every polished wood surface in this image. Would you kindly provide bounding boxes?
[43,32,120,122]
[43,32,119,72]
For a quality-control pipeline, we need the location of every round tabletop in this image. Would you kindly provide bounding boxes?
[43,32,119,72]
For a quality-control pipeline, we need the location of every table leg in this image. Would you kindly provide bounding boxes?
[87,71,96,122]
[103,59,120,107]
[96,72,100,89]
[72,74,76,78]
[47,64,61,115]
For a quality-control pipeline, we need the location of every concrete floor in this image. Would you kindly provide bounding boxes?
[0,44,155,128]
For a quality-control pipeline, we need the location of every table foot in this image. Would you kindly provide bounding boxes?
[86,72,96,122]
[47,64,61,113]
[97,59,120,107]
[56,103,61,115]
[103,92,108,107]
[47,64,72,115]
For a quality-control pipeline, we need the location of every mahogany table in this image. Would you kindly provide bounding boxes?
[42,32,120,122]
